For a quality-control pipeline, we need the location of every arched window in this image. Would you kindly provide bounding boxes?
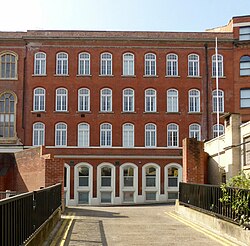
[167,123,179,147]
[55,123,67,146]
[167,89,178,112]
[78,123,90,147]
[100,123,112,147]
[56,88,68,111]
[188,54,199,76]
[56,52,68,75]
[100,52,112,75]
[145,89,156,112]
[189,89,200,112]
[78,88,90,112]
[212,89,224,113]
[34,52,46,75]
[213,124,224,138]
[212,54,223,77]
[33,122,45,146]
[240,55,250,76]
[0,92,16,138]
[189,123,201,141]
[166,53,178,76]
[0,52,17,79]
[33,88,45,111]
[100,88,112,112]
[145,53,156,76]
[165,163,182,200]
[145,123,156,147]
[123,53,134,76]
[123,88,134,112]
[78,52,90,75]
[123,123,134,147]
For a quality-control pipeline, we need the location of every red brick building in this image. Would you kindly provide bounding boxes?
[0,15,249,205]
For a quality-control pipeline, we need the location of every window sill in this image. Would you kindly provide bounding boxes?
[99,74,114,77]
[212,112,224,114]
[54,74,69,77]
[0,137,19,145]
[188,112,202,114]
[0,77,18,80]
[77,74,92,77]
[239,75,250,77]
[76,111,91,114]
[143,75,158,78]
[32,74,47,77]
[166,112,181,114]
[53,111,69,113]
[31,110,46,113]
[99,111,114,114]
[165,75,180,78]
[143,111,159,114]
[121,75,136,78]
[187,76,202,79]
[211,76,226,79]
[121,111,136,114]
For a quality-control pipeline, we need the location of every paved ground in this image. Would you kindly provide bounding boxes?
[51,204,238,246]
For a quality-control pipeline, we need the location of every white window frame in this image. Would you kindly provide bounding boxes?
[240,56,250,76]
[212,89,224,113]
[0,52,18,79]
[212,54,224,77]
[188,54,199,77]
[33,122,45,146]
[34,52,46,75]
[165,163,182,200]
[123,123,134,148]
[56,52,68,75]
[142,163,160,202]
[120,163,138,203]
[56,88,68,112]
[145,123,156,147]
[123,53,134,76]
[97,163,115,204]
[64,164,70,206]
[100,52,112,75]
[145,53,156,76]
[189,123,201,141]
[74,163,93,205]
[100,123,112,147]
[78,123,90,147]
[145,89,156,112]
[100,88,112,112]
[213,124,224,138]
[167,89,178,112]
[167,123,179,147]
[189,89,200,112]
[55,122,67,147]
[78,52,90,75]
[123,88,134,112]
[33,88,45,111]
[239,26,250,41]
[166,53,178,76]
[78,88,90,112]
[240,88,250,108]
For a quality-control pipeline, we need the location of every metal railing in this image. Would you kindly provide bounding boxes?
[0,183,61,246]
[0,191,17,200]
[179,182,250,224]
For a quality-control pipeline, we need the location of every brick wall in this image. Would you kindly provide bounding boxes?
[182,138,208,184]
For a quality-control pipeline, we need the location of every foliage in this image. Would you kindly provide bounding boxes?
[220,172,250,229]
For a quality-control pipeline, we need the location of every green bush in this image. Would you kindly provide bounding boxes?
[220,172,250,229]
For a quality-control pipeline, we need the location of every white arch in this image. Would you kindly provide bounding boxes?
[164,163,182,200]
[120,163,138,203]
[74,162,93,205]
[97,162,115,204]
[142,163,160,202]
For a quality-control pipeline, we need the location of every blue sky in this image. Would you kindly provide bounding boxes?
[1,0,250,32]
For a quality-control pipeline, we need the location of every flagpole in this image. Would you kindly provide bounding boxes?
[215,37,220,166]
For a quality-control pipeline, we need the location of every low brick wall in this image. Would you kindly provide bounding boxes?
[175,200,249,246]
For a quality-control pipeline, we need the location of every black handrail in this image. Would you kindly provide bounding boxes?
[0,183,61,246]
[179,182,250,224]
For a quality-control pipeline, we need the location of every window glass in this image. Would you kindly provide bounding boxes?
[0,54,17,79]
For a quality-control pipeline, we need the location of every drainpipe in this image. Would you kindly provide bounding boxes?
[204,43,209,140]
[22,42,27,145]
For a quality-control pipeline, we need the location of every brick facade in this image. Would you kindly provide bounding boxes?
[0,15,249,205]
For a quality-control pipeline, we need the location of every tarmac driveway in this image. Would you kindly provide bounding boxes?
[55,204,238,246]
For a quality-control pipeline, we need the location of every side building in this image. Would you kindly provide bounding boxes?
[0,15,249,205]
